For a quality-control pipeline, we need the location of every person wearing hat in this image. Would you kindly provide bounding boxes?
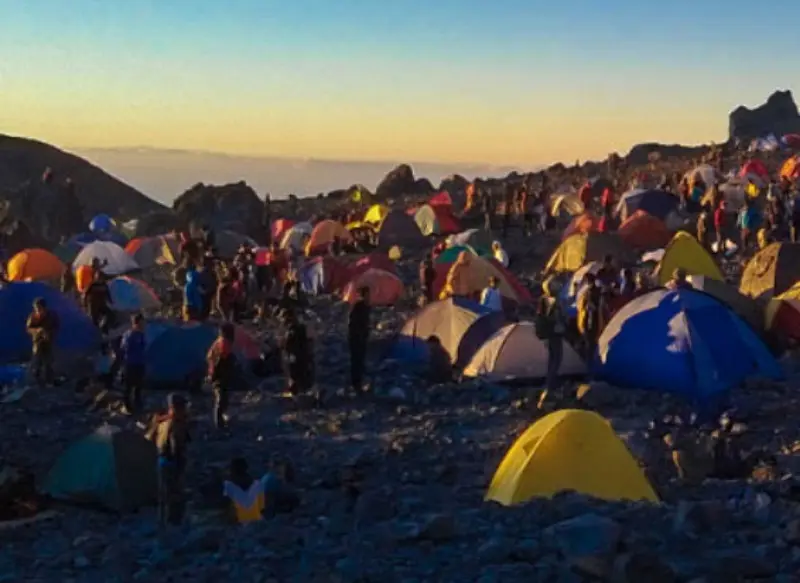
[26,297,60,386]
[153,393,190,527]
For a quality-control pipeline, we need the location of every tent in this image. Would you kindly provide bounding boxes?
[432,255,531,304]
[544,232,634,275]
[428,191,453,207]
[125,235,179,268]
[765,282,800,340]
[52,239,84,265]
[436,245,479,265]
[486,410,658,506]
[594,289,781,401]
[414,204,460,236]
[447,229,493,256]
[562,213,599,241]
[364,204,390,225]
[7,249,65,282]
[655,232,723,286]
[342,269,404,306]
[214,230,258,259]
[73,241,139,276]
[687,275,762,332]
[305,220,353,256]
[0,282,100,363]
[108,277,162,312]
[376,210,426,250]
[390,297,506,367]
[348,253,397,278]
[42,426,157,512]
[740,160,769,185]
[780,156,800,181]
[463,323,585,381]
[549,193,585,218]
[144,321,218,383]
[618,211,671,250]
[684,164,717,189]
[616,189,679,222]
[88,214,114,234]
[298,256,352,295]
[280,222,314,252]
[740,242,800,301]
[271,219,295,243]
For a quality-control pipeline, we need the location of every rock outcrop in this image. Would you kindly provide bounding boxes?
[172,181,264,239]
[729,90,800,142]
[374,164,433,200]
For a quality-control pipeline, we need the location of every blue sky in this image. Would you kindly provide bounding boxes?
[0,0,798,166]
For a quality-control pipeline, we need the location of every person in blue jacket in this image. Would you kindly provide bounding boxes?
[119,313,147,414]
[183,264,204,322]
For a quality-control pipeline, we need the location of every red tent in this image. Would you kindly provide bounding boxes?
[784,134,800,149]
[348,252,397,279]
[618,211,671,250]
[271,219,295,243]
[740,160,769,181]
[429,191,453,207]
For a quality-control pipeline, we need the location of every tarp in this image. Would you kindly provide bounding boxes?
[447,229,493,256]
[298,256,352,295]
[486,409,658,506]
[595,289,781,401]
[414,204,460,236]
[562,213,599,241]
[125,235,179,268]
[73,241,139,276]
[42,426,157,512]
[463,323,585,381]
[7,249,65,282]
[740,242,800,301]
[108,277,162,312]
[271,219,295,243]
[342,268,404,306]
[618,211,671,250]
[549,193,585,218]
[280,222,314,252]
[376,210,426,250]
[390,297,506,367]
[433,255,531,304]
[0,282,100,363]
[544,232,634,275]
[687,275,762,332]
[616,189,679,222]
[656,232,723,286]
[363,204,390,225]
[305,220,353,256]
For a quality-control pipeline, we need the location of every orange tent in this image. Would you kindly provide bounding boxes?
[562,213,599,241]
[75,264,95,293]
[342,268,404,306]
[305,220,354,257]
[618,211,671,250]
[7,249,66,282]
[781,156,800,181]
[433,253,530,304]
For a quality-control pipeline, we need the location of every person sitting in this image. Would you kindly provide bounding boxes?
[222,458,269,524]
[479,276,503,312]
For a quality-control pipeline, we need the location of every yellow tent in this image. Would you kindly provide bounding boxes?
[544,232,633,275]
[656,232,723,286]
[486,409,658,506]
[363,204,390,225]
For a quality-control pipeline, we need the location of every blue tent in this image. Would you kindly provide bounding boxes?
[144,321,217,383]
[390,297,506,367]
[617,189,679,221]
[0,282,100,363]
[89,214,114,234]
[594,289,781,401]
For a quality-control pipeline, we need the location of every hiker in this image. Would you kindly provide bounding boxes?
[154,393,190,528]
[596,254,617,289]
[119,314,147,415]
[666,268,691,291]
[26,297,59,387]
[281,309,310,394]
[737,199,761,255]
[481,190,494,232]
[83,269,113,334]
[713,201,727,252]
[183,264,204,322]
[597,207,612,233]
[576,273,603,358]
[262,194,272,243]
[520,184,534,236]
[600,187,614,216]
[492,240,509,267]
[465,182,476,212]
[222,457,268,523]
[696,209,710,251]
[535,290,566,393]
[418,254,436,304]
[207,322,238,430]
[348,286,371,392]
[216,270,240,322]
[426,336,452,383]
[479,276,503,312]
[199,254,217,319]
[60,266,74,296]
[501,185,513,239]
[790,188,800,243]
[201,224,216,255]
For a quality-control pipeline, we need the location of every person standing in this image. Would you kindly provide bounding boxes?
[26,298,59,387]
[262,194,272,245]
[348,287,371,392]
[481,190,495,232]
[576,274,602,359]
[83,270,113,334]
[153,393,190,528]
[119,314,147,415]
[207,323,237,431]
[419,254,436,305]
[281,309,310,394]
[535,292,566,394]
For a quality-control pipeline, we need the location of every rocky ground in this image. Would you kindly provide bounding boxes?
[2,230,800,582]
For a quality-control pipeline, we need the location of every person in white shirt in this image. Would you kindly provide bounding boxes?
[480,276,503,312]
[492,241,509,267]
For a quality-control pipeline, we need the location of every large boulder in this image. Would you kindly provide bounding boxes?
[374,164,432,200]
[0,179,84,245]
[729,90,800,142]
[172,181,263,239]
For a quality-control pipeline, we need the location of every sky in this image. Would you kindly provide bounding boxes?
[1,0,799,170]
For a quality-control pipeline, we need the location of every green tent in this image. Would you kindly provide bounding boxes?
[435,245,478,265]
[42,426,158,512]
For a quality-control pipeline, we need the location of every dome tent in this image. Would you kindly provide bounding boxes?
[740,242,800,301]
[7,249,65,282]
[108,277,162,312]
[447,229,493,256]
[125,235,179,268]
[363,204,390,225]
[616,189,679,222]
[298,256,352,295]
[73,241,139,276]
[414,204,460,236]
[486,410,658,506]
[390,297,506,367]
[656,232,723,286]
[304,220,353,256]
[432,255,531,304]
[594,289,781,402]
[376,210,426,251]
[618,211,671,250]
[342,269,404,306]
[463,323,585,382]
[544,232,634,275]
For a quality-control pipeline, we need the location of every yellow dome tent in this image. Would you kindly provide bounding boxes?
[363,204,390,225]
[544,232,633,275]
[486,409,658,506]
[655,232,723,286]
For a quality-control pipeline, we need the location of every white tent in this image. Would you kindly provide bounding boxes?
[463,322,585,381]
[73,241,139,276]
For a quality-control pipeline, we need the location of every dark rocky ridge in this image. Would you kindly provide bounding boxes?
[729,90,800,142]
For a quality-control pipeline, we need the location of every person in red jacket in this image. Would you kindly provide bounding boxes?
[713,201,726,253]
[600,187,614,214]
